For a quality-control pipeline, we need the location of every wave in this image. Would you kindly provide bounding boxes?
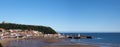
[96,37,102,39]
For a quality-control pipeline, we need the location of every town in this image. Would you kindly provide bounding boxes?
[0,28,64,40]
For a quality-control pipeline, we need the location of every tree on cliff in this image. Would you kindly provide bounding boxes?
[0,23,57,34]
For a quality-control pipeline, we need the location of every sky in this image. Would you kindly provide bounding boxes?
[0,0,120,32]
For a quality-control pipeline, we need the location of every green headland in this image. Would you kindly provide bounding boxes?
[0,22,57,34]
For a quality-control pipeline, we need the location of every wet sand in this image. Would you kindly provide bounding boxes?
[0,38,23,47]
[41,45,97,47]
[41,38,98,47]
[1,38,99,47]
[0,38,15,47]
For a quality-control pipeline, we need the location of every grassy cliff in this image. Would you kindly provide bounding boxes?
[0,23,57,34]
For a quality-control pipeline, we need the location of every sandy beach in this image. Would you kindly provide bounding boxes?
[41,45,97,47]
[0,38,15,47]
[0,38,23,47]
[41,38,98,47]
[0,37,99,47]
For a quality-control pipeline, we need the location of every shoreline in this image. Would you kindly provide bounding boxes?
[41,45,97,47]
[0,38,23,47]
[41,38,98,47]
[0,35,99,47]
[4,38,99,47]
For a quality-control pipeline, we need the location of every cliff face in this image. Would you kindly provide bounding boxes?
[0,23,57,34]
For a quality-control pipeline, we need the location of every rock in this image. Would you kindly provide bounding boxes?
[86,36,92,39]
[68,37,72,39]
[67,36,92,39]
[73,37,81,39]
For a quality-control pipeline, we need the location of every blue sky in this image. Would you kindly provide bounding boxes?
[0,0,120,32]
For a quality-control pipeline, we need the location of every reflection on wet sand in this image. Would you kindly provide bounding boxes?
[7,38,98,47]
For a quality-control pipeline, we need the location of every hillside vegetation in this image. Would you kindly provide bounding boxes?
[0,23,57,34]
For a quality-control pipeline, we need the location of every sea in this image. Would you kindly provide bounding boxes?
[61,32,120,47]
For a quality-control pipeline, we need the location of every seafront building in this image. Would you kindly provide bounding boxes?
[0,21,64,39]
[0,28,64,39]
[0,28,43,39]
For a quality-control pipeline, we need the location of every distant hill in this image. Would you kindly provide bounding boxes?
[0,22,57,34]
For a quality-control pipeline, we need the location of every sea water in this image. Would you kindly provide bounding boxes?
[61,33,120,47]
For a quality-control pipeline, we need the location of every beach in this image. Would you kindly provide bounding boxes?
[2,37,98,47]
[0,38,23,47]
[41,38,98,47]
[41,45,96,47]
[0,38,16,47]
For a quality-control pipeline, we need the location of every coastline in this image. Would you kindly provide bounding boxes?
[6,37,98,47]
[0,34,99,47]
[41,38,98,47]
[0,38,23,47]
[41,45,97,47]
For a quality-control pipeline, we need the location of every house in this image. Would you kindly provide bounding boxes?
[0,28,6,32]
